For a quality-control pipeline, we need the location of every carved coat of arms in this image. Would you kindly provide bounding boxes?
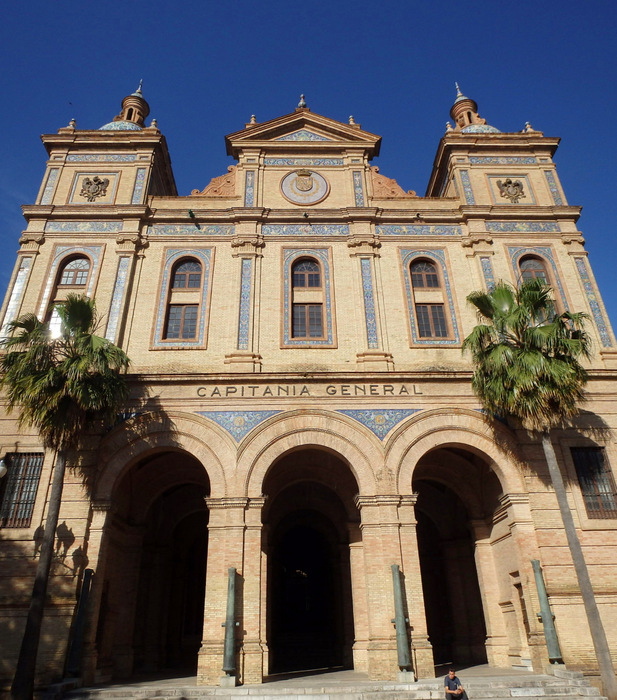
[295,169,315,192]
[496,178,525,203]
[80,176,110,202]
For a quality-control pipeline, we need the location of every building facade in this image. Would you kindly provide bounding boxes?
[1,86,617,688]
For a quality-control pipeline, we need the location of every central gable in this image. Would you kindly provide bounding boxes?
[225,108,381,159]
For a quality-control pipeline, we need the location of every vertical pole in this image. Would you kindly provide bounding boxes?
[66,568,94,677]
[222,567,237,677]
[531,559,563,664]
[391,564,413,672]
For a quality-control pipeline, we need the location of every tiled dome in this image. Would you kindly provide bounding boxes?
[461,124,501,134]
[99,120,143,131]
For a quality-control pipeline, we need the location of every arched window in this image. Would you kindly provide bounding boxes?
[411,260,440,289]
[410,259,448,338]
[291,258,323,339]
[59,257,90,287]
[164,258,203,340]
[520,256,549,283]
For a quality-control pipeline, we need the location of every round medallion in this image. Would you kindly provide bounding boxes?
[280,169,329,205]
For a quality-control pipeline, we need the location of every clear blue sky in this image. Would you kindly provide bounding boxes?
[1,1,616,329]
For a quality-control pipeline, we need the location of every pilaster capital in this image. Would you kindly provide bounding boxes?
[231,234,265,257]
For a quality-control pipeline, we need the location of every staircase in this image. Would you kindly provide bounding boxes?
[45,667,606,700]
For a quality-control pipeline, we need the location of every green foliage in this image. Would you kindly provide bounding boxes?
[462,279,591,432]
[0,294,130,451]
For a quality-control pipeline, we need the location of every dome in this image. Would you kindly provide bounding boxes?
[99,120,143,131]
[461,124,501,134]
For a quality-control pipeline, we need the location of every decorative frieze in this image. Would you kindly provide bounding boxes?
[148,224,234,236]
[40,168,59,204]
[460,170,475,204]
[262,224,349,236]
[487,222,560,233]
[360,258,378,349]
[574,257,613,347]
[197,410,281,441]
[45,221,123,233]
[377,225,462,236]
[337,409,421,440]
[264,158,343,166]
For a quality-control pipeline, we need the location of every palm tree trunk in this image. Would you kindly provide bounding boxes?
[541,432,617,700]
[10,451,66,700]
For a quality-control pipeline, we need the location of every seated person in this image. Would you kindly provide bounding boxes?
[444,668,467,700]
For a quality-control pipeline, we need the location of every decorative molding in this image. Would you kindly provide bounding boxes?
[353,171,365,207]
[338,409,421,440]
[66,154,137,162]
[275,130,332,141]
[487,222,560,233]
[461,235,493,248]
[574,256,612,347]
[262,224,349,236]
[197,410,281,441]
[148,224,234,235]
[469,157,537,164]
[0,257,33,336]
[370,166,416,198]
[283,248,334,346]
[264,157,343,166]
[244,171,255,207]
[231,234,264,256]
[347,234,381,255]
[131,168,147,204]
[45,221,123,233]
[480,256,496,291]
[377,225,462,236]
[237,258,253,351]
[508,246,568,309]
[40,168,59,204]
[191,166,237,197]
[105,256,131,342]
[400,248,460,345]
[544,170,564,205]
[360,258,378,349]
[460,170,475,204]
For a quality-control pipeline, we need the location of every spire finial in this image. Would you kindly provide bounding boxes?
[250,114,257,124]
[348,115,355,125]
[136,79,143,95]
[455,82,463,98]
[298,94,307,108]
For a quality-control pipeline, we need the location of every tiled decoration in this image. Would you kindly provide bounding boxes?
[40,168,59,204]
[487,222,560,233]
[105,256,131,343]
[353,171,365,207]
[377,225,462,236]
[148,224,234,236]
[574,257,613,347]
[237,258,253,350]
[131,168,147,204]
[197,410,281,441]
[67,154,137,162]
[276,130,332,141]
[264,158,343,166]
[37,246,102,320]
[400,248,460,345]
[469,157,537,164]
[337,409,421,440]
[262,224,349,236]
[283,248,334,346]
[460,170,475,204]
[360,258,378,349]
[244,171,255,207]
[544,170,564,206]
[153,249,212,348]
[508,246,568,309]
[45,221,123,233]
[0,257,32,336]
[480,256,496,291]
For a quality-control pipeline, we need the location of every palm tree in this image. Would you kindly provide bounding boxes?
[0,294,130,700]
[462,278,617,700]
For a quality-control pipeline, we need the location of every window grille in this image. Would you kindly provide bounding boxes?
[0,453,44,528]
[571,447,617,519]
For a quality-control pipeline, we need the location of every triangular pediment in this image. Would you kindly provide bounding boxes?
[225,108,381,158]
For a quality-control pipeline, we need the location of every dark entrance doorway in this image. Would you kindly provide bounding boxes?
[413,447,501,668]
[264,449,359,675]
[97,451,209,678]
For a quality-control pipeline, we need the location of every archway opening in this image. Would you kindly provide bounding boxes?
[96,450,210,679]
[263,448,359,675]
[413,446,502,669]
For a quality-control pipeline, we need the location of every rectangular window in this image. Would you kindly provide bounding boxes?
[0,453,44,528]
[416,304,448,338]
[292,304,323,339]
[165,304,198,339]
[571,447,617,519]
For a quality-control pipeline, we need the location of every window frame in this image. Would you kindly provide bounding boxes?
[58,256,92,287]
[0,453,45,528]
[570,446,617,520]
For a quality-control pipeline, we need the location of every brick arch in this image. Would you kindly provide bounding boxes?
[95,411,234,501]
[388,408,526,495]
[239,410,381,498]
